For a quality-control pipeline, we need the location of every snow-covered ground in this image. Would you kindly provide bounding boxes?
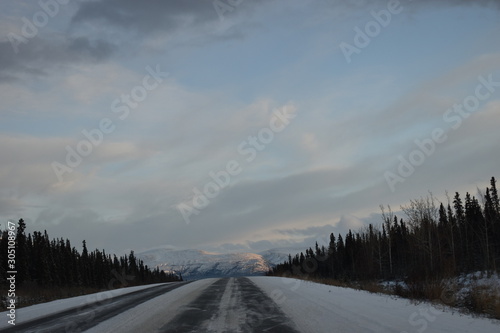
[450,271,500,303]
[249,276,500,332]
[0,282,169,330]
[379,271,500,311]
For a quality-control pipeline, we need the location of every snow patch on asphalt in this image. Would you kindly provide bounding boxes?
[207,277,242,332]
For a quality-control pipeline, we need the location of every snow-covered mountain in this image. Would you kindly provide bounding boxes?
[258,247,304,266]
[137,248,272,280]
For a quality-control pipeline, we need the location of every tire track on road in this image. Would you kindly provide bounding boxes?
[161,277,299,332]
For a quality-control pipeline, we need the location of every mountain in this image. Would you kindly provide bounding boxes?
[258,247,304,266]
[137,248,272,280]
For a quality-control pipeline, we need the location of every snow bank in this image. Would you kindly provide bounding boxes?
[250,276,500,333]
[0,282,169,329]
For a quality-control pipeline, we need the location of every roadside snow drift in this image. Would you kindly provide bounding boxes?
[250,276,500,333]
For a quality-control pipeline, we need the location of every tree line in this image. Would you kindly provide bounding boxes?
[269,177,500,282]
[0,220,181,290]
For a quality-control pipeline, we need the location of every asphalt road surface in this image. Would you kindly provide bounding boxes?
[2,282,192,333]
[160,277,299,332]
[3,278,299,333]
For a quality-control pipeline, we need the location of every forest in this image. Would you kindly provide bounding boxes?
[269,177,500,283]
[0,220,181,308]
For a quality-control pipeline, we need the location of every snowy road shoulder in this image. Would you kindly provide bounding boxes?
[0,282,176,330]
[250,276,500,333]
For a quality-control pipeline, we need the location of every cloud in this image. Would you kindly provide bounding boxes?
[71,0,217,34]
[70,0,280,32]
[200,214,385,254]
[0,36,116,82]
[0,133,157,222]
[67,36,116,61]
[69,0,273,52]
[0,197,24,217]
[335,215,367,234]
[322,0,500,10]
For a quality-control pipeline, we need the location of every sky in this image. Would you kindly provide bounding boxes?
[1,0,499,255]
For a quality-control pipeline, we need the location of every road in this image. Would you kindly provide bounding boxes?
[159,277,299,332]
[2,278,299,333]
[4,276,498,332]
[2,282,192,333]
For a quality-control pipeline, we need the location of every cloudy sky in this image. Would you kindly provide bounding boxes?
[1,0,499,255]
